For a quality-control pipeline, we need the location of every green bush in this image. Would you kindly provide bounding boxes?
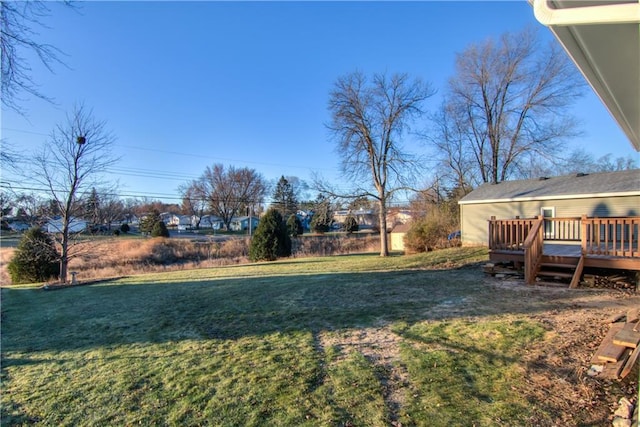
[151,221,170,238]
[344,215,359,234]
[311,214,331,233]
[286,214,303,237]
[249,209,291,262]
[120,223,130,233]
[8,227,60,284]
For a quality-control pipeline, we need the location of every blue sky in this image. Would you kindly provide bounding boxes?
[2,1,637,204]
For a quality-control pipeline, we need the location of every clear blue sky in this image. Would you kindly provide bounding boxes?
[2,1,637,204]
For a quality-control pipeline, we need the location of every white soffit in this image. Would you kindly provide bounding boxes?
[533,0,640,151]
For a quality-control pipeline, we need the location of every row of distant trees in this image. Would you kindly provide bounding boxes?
[2,2,638,280]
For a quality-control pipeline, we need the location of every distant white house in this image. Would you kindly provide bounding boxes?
[198,215,224,230]
[162,214,191,228]
[230,216,259,231]
[46,216,87,234]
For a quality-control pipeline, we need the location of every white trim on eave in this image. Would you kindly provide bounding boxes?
[533,0,640,26]
[458,191,640,205]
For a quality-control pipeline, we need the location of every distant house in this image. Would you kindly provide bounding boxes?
[333,209,376,229]
[197,215,224,230]
[46,216,87,234]
[296,210,312,231]
[386,208,412,229]
[230,216,259,232]
[8,221,30,232]
[458,169,640,246]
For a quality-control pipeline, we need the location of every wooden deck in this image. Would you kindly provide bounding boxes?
[488,216,640,285]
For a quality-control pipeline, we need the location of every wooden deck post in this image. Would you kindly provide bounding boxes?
[581,215,588,255]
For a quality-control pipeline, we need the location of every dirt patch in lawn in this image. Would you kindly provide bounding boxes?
[320,277,639,425]
[318,327,408,422]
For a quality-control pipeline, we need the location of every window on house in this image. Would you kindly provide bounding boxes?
[541,207,555,238]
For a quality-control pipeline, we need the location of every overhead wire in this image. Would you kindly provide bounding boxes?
[2,126,433,206]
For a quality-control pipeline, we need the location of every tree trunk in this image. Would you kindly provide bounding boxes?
[378,198,389,257]
[59,220,69,283]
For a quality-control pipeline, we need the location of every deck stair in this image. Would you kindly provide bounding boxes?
[534,256,584,288]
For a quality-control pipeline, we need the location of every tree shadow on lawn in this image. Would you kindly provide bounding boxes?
[1,265,630,354]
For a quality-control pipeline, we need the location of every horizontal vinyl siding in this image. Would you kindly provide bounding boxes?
[460,195,640,246]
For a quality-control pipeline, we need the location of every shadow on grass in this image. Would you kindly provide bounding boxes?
[0,265,625,354]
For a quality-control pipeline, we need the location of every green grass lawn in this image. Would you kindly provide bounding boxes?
[1,247,557,426]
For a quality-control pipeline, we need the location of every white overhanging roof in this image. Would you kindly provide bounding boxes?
[532,0,640,151]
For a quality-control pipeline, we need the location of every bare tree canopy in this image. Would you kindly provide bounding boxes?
[197,164,267,231]
[327,71,435,256]
[1,1,72,113]
[429,27,585,188]
[32,104,118,283]
[178,179,208,229]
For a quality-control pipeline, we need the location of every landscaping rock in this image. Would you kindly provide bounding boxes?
[613,417,632,427]
[615,398,634,419]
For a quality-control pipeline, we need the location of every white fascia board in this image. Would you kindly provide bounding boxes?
[533,0,640,26]
[458,191,640,205]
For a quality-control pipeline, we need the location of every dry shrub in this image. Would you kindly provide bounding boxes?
[1,234,379,284]
[293,234,378,257]
[0,248,15,285]
[219,237,249,260]
[404,204,459,254]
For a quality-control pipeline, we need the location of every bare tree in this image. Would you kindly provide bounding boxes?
[178,179,208,229]
[13,192,44,225]
[429,27,585,187]
[1,1,73,113]
[327,71,435,256]
[32,104,117,283]
[198,164,267,231]
[95,191,125,231]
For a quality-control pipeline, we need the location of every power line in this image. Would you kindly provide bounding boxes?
[0,181,416,206]
[2,127,340,172]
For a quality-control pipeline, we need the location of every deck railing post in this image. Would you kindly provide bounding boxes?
[581,215,588,255]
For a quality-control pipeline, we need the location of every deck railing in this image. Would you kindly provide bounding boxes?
[581,216,640,258]
[489,215,640,259]
[542,217,581,241]
[523,217,544,285]
[488,217,538,251]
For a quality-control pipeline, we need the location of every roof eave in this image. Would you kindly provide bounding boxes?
[532,0,640,151]
[458,190,640,205]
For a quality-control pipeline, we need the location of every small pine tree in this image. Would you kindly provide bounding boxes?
[8,227,60,284]
[249,209,291,262]
[344,214,359,234]
[151,220,170,238]
[140,209,161,235]
[286,214,303,237]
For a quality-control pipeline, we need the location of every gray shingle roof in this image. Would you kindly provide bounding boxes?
[459,169,640,204]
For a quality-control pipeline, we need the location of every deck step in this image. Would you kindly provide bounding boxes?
[540,263,576,269]
[537,270,574,279]
[534,280,571,288]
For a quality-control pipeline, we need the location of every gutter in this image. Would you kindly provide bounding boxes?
[533,0,640,26]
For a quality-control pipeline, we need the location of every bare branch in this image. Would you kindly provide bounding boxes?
[430,27,586,186]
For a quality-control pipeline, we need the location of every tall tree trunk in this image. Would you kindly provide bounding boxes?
[378,198,388,257]
[59,219,69,283]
